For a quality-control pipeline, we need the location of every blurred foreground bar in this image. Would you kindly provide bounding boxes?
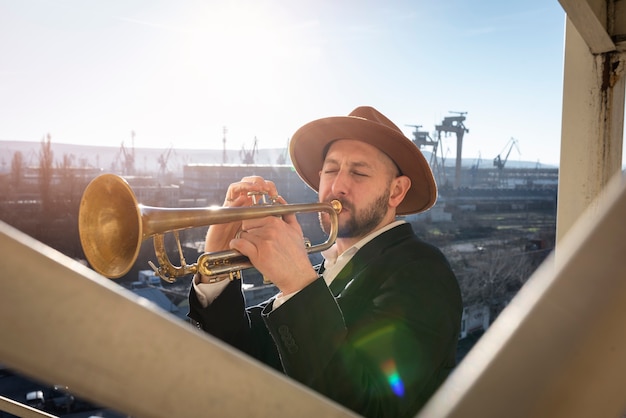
[0,222,355,418]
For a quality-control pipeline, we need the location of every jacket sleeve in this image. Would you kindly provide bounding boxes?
[188,280,282,371]
[262,259,462,418]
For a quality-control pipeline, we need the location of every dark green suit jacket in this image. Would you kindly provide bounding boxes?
[189,222,462,417]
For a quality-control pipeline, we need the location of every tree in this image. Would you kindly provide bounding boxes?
[58,153,75,191]
[458,246,535,318]
[10,151,24,189]
[39,133,54,213]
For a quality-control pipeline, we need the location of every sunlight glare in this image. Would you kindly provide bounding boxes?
[182,4,298,107]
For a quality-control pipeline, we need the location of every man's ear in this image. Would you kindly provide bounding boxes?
[389,175,411,209]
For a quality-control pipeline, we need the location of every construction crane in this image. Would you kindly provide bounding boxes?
[435,111,469,189]
[493,137,520,171]
[470,152,482,186]
[276,138,289,165]
[472,152,482,170]
[240,137,258,165]
[158,145,174,177]
[406,124,442,182]
[222,126,228,164]
[119,132,136,176]
[406,124,439,157]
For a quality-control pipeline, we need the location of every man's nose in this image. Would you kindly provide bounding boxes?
[331,170,349,196]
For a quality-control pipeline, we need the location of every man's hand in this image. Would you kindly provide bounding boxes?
[228,197,319,295]
[204,176,279,253]
[201,175,317,293]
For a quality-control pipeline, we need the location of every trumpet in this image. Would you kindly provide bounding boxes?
[78,174,342,283]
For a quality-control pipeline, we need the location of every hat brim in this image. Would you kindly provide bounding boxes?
[289,115,437,215]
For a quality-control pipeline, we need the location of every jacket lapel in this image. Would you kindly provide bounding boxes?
[328,223,413,297]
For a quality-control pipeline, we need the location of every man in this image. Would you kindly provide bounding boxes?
[188,106,463,417]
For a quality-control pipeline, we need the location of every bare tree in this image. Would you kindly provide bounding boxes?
[10,151,24,189]
[57,153,76,200]
[39,133,54,213]
[458,246,535,318]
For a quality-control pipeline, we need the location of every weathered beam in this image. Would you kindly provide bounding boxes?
[558,0,615,53]
[556,17,625,244]
[0,222,356,418]
[615,0,626,47]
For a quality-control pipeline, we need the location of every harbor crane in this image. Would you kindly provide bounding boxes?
[222,126,228,164]
[240,136,259,165]
[470,152,482,186]
[493,137,520,171]
[276,138,289,165]
[406,124,443,183]
[158,145,174,177]
[119,131,136,176]
[435,111,469,189]
[407,124,439,156]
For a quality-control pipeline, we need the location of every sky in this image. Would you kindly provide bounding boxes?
[0,0,567,166]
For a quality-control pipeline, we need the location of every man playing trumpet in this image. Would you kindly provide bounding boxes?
[188,106,463,418]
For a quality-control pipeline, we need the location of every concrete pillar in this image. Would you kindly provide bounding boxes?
[556,17,625,247]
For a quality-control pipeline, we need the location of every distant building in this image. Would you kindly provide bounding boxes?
[459,304,490,340]
[180,164,325,245]
[181,164,317,205]
[124,176,180,207]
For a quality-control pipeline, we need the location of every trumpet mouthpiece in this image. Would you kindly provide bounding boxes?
[330,199,342,214]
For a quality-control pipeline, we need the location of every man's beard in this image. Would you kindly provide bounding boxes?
[320,189,390,239]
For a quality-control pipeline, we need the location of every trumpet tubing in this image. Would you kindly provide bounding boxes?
[78,174,341,281]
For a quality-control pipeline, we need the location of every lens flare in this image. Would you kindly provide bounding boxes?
[354,324,406,397]
[381,358,405,397]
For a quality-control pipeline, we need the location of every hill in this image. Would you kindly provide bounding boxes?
[0,140,557,176]
[0,140,289,175]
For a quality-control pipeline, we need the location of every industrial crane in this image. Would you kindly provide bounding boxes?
[493,137,520,171]
[240,137,259,164]
[435,111,469,189]
[406,124,440,158]
[276,138,289,165]
[158,145,174,177]
[119,140,135,176]
[406,124,443,182]
[472,152,482,170]
[470,152,482,186]
[222,126,228,164]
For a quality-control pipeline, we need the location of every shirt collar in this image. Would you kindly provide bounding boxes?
[321,220,405,285]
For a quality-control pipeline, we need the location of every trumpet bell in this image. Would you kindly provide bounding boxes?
[79,174,143,278]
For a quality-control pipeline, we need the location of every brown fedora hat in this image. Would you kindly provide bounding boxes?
[289,106,437,215]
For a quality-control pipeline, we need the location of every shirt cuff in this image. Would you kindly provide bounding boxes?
[271,290,300,310]
[192,273,231,308]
